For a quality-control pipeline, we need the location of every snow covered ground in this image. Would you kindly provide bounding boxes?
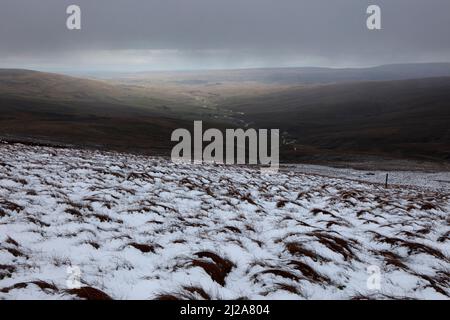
[282,163,450,191]
[0,142,449,300]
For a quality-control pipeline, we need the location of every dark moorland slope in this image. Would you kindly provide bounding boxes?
[1,67,449,164]
[222,77,450,162]
[0,69,227,153]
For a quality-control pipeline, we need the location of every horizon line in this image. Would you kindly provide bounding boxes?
[1,61,447,75]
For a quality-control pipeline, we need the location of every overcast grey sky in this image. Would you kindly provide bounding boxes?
[0,0,449,71]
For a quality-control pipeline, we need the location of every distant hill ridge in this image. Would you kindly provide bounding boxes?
[0,64,449,162]
[85,62,450,85]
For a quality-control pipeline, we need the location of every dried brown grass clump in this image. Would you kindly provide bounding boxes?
[227,186,241,198]
[154,294,180,300]
[356,210,369,217]
[275,283,302,295]
[308,232,357,261]
[5,236,19,247]
[420,202,439,210]
[241,193,257,205]
[195,252,234,272]
[204,187,215,197]
[181,286,211,300]
[437,231,450,243]
[224,226,241,234]
[416,227,432,235]
[413,271,450,297]
[179,177,196,190]
[288,260,330,283]
[154,285,215,300]
[86,241,100,249]
[146,219,164,225]
[258,269,300,281]
[29,280,58,291]
[128,242,157,253]
[245,225,256,232]
[311,208,337,218]
[325,220,352,228]
[276,200,288,208]
[65,208,83,218]
[350,293,416,300]
[296,191,312,200]
[191,259,227,285]
[338,190,360,199]
[371,232,447,261]
[0,264,16,280]
[66,286,112,300]
[0,282,27,293]
[285,242,329,263]
[90,213,113,223]
[105,171,125,179]
[62,200,93,212]
[0,200,24,212]
[26,189,38,196]
[0,281,57,293]
[27,217,50,227]
[375,250,408,270]
[127,172,152,181]
[184,221,208,228]
[3,247,26,258]
[190,251,234,286]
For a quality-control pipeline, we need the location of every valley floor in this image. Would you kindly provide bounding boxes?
[0,142,449,299]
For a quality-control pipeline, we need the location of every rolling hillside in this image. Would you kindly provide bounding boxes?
[1,66,450,164]
[0,69,228,153]
[91,63,450,86]
[222,77,450,162]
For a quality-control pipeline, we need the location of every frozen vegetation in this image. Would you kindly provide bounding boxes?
[0,142,449,300]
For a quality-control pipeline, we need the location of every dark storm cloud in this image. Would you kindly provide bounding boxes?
[0,0,449,70]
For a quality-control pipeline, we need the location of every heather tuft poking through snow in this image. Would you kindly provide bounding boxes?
[0,142,449,300]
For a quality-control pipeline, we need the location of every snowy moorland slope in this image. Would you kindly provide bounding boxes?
[0,142,449,300]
